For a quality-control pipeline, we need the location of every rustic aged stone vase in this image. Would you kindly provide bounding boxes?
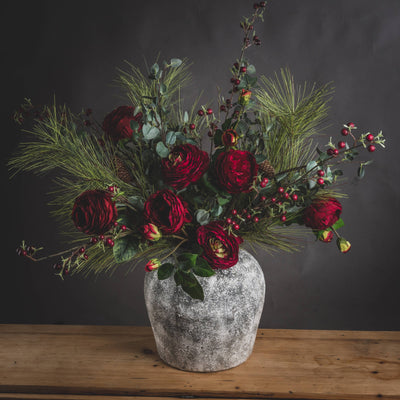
[144,249,265,372]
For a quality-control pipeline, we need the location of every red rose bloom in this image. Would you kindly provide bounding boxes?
[143,189,191,234]
[102,106,143,142]
[71,190,117,235]
[215,149,259,193]
[303,197,342,230]
[161,144,209,190]
[197,221,243,269]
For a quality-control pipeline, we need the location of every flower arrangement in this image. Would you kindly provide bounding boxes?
[11,3,385,301]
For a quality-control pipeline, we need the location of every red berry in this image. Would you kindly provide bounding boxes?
[333,149,339,156]
[233,224,240,230]
[271,197,276,203]
[64,268,70,276]
[280,215,287,222]
[292,194,298,201]
[348,122,356,128]
[234,79,241,85]
[368,144,376,152]
[317,170,325,177]
[233,62,239,69]
[259,1,266,6]
[189,123,195,130]
[90,237,98,244]
[277,201,282,206]
[99,235,105,241]
[114,221,119,227]
[261,196,267,201]
[341,128,349,136]
[242,209,247,214]
[253,216,259,223]
[83,254,89,260]
[79,247,85,254]
[366,134,374,142]
[106,238,114,247]
[108,185,115,192]
[232,209,238,215]
[226,218,232,224]
[278,187,284,194]
[206,108,213,115]
[207,131,213,137]
[317,178,325,185]
[260,181,267,188]
[121,225,127,231]
[220,105,227,112]
[21,250,27,257]
[262,177,269,184]
[253,3,260,9]
[246,214,252,220]
[284,192,290,199]
[327,148,335,155]
[338,141,346,149]
[240,66,247,73]
[197,110,204,116]
[248,25,254,30]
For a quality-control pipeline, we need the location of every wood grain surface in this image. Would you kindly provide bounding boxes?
[0,325,399,400]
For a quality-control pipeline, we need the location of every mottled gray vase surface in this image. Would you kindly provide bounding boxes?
[144,249,266,372]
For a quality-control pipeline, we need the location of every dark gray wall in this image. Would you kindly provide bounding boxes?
[2,0,399,330]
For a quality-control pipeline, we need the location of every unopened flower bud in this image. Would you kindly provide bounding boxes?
[143,223,162,241]
[337,237,351,253]
[222,129,239,147]
[238,89,252,106]
[318,230,333,243]
[145,258,161,272]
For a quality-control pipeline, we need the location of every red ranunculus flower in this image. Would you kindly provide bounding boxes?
[215,149,259,193]
[71,190,117,235]
[161,144,209,190]
[143,189,191,234]
[197,221,243,269]
[102,106,143,142]
[303,197,342,230]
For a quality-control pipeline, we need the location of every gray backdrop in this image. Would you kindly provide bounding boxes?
[2,0,399,330]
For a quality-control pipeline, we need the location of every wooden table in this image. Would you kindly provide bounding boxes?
[0,325,399,400]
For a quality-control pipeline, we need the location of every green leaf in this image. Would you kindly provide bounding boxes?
[170,58,182,67]
[217,194,231,206]
[183,111,189,123]
[130,120,139,132]
[211,204,223,217]
[156,141,169,158]
[308,179,317,189]
[166,131,177,145]
[158,263,175,280]
[331,218,345,230]
[306,160,318,173]
[237,120,248,134]
[160,83,167,95]
[193,259,215,277]
[246,64,256,75]
[113,236,137,263]
[150,63,159,79]
[195,209,210,225]
[143,126,160,141]
[177,252,198,268]
[181,272,204,300]
[174,270,185,286]
[127,196,144,211]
